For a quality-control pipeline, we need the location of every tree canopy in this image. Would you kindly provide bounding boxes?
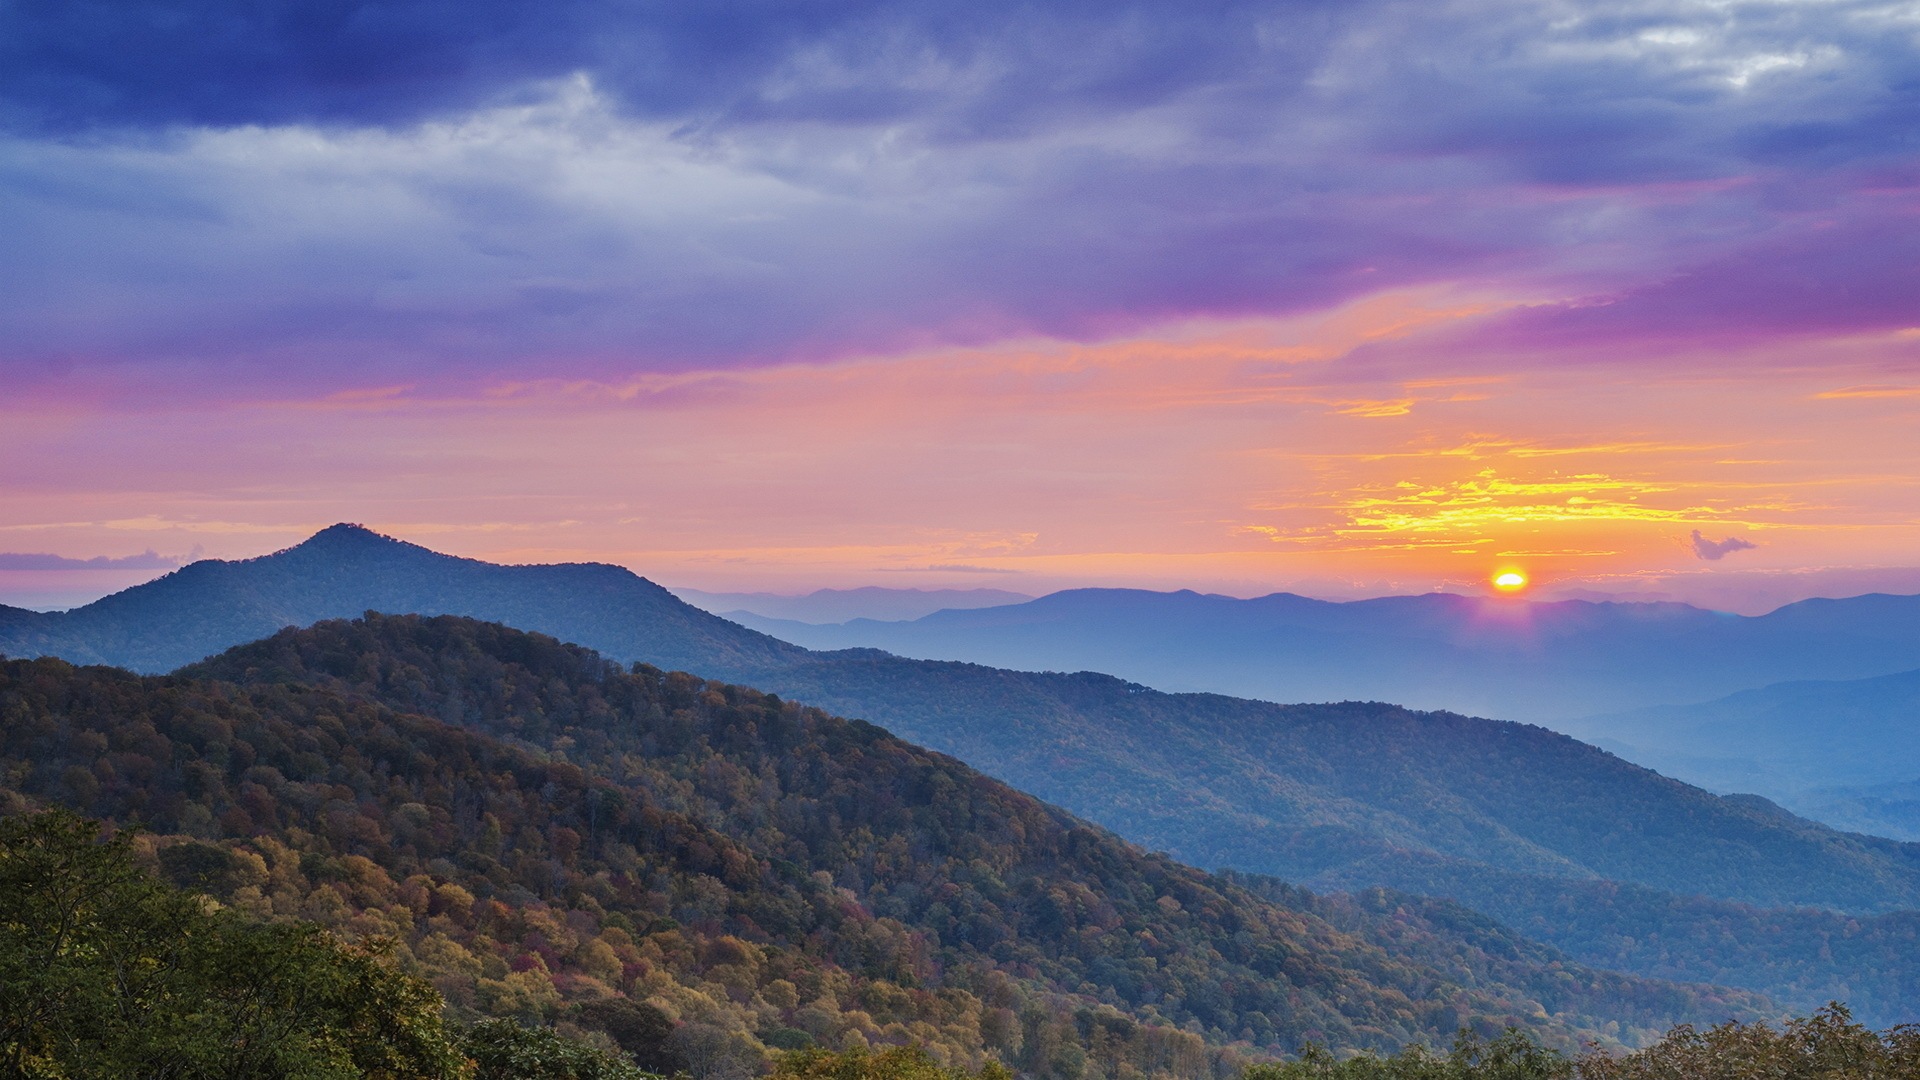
[0,808,466,1080]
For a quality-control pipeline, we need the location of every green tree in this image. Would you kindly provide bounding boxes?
[770,1045,1014,1080]
[1243,1030,1572,1080]
[572,1000,688,1075]
[0,808,468,1079]
[461,1017,655,1080]
[1577,1003,1920,1079]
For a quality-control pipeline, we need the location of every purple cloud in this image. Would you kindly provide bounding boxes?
[1691,531,1758,562]
[0,0,1345,134]
[0,550,181,571]
[0,0,1914,397]
[1467,210,1920,352]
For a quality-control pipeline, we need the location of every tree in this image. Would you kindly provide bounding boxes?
[1242,1029,1572,1080]
[1577,1004,1920,1080]
[770,1045,1014,1080]
[573,999,688,1075]
[461,1017,655,1080]
[0,808,468,1079]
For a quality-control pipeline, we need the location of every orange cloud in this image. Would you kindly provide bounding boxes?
[1814,385,1920,400]
[6,286,1920,601]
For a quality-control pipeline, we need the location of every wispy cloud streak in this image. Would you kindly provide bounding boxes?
[0,550,181,571]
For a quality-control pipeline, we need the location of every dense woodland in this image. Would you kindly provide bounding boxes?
[732,655,1920,1024]
[735,653,1920,914]
[4,808,1910,1079]
[0,616,1773,1078]
[1283,866,1920,1026]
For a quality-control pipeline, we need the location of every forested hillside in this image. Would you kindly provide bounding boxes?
[11,527,1916,917]
[190,615,1920,1023]
[11,526,1920,1022]
[729,655,1920,1024]
[9,527,1920,1024]
[1573,668,1920,839]
[1224,871,1920,1029]
[1,616,1770,1075]
[729,653,1920,917]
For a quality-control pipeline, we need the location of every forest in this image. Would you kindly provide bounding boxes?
[0,614,1777,1078]
[5,807,1912,1078]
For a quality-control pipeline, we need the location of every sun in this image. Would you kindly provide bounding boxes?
[1492,570,1528,592]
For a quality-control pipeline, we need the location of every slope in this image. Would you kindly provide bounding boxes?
[1571,668,1920,840]
[724,652,1920,917]
[671,587,1034,624]
[1790,780,1920,845]
[3,615,1769,1067]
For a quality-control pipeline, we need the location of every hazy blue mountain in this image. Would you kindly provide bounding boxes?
[738,654,1920,918]
[0,523,803,675]
[671,585,1032,624]
[1570,669,1920,836]
[726,587,1920,723]
[12,525,1920,1021]
[1229,865,1920,1026]
[1790,780,1920,844]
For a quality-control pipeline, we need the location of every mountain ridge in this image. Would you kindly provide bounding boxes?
[721,585,1920,723]
[8,525,1920,1023]
[0,524,802,675]
[8,526,1917,922]
[0,613,1778,1064]
[672,585,1034,625]
[1572,666,1920,838]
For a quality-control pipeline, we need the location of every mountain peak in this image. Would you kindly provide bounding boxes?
[299,522,396,548]
[271,523,427,562]
[0,522,802,675]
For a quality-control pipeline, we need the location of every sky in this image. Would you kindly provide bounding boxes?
[2,0,1917,613]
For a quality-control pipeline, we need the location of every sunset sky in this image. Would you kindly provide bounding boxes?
[3,0,1917,613]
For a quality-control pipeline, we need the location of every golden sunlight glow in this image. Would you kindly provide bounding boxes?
[1492,571,1528,591]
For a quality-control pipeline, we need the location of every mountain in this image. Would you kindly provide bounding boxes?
[1363,863,1920,1028]
[719,588,1920,724]
[0,523,802,675]
[737,655,1920,916]
[796,655,1920,1019]
[0,615,1772,1066]
[8,528,1916,912]
[10,525,1920,1022]
[1791,780,1920,845]
[1570,669,1920,838]
[671,587,1033,625]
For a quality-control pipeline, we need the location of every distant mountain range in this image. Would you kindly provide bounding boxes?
[1571,668,1920,840]
[671,585,1033,625]
[6,524,1920,1022]
[720,587,1920,723]
[1793,779,1920,845]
